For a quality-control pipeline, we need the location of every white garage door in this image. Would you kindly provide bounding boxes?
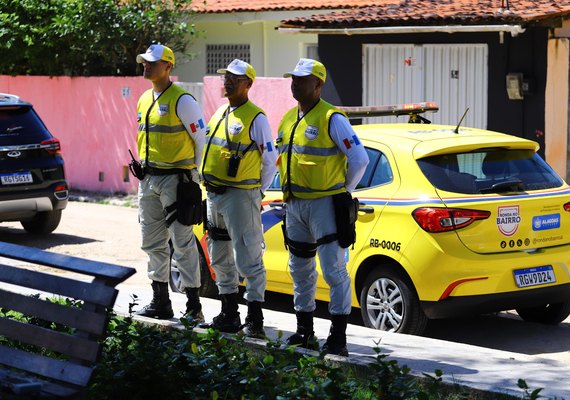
[363,43,488,128]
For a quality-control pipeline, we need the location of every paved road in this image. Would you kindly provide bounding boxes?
[1,201,569,398]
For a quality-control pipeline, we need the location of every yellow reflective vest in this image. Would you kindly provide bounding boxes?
[202,100,264,189]
[137,83,197,171]
[277,99,347,200]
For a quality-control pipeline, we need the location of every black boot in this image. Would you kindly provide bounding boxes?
[198,293,241,333]
[286,311,319,350]
[322,314,349,356]
[239,301,265,339]
[184,287,204,323]
[136,281,174,319]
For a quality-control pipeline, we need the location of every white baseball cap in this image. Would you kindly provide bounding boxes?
[283,58,326,82]
[136,44,175,65]
[217,59,256,82]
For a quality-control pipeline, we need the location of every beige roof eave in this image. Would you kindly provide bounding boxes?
[278,24,526,36]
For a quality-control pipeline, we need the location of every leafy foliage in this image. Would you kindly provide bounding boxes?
[0,0,200,76]
[0,298,542,399]
[86,315,524,400]
[0,295,82,357]
[89,316,371,399]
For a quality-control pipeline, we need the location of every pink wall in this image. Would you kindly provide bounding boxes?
[0,76,297,193]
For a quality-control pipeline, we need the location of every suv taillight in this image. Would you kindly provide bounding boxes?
[412,207,491,232]
[41,138,61,156]
[564,202,570,212]
[54,184,69,200]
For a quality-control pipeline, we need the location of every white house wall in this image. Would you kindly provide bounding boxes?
[174,13,320,82]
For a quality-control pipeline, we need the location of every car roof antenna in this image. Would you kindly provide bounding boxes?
[454,108,469,134]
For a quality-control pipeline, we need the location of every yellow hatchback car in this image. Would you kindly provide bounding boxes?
[175,103,570,336]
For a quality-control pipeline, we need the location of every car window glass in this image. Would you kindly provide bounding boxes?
[268,171,281,191]
[357,147,393,189]
[418,149,563,194]
[267,146,393,191]
[0,107,52,146]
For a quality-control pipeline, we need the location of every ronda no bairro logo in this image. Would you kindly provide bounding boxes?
[496,205,521,236]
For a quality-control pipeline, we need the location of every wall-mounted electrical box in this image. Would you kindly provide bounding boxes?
[506,73,532,100]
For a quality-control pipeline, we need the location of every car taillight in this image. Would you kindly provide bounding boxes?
[412,207,491,232]
[54,184,68,200]
[564,202,570,212]
[41,138,61,155]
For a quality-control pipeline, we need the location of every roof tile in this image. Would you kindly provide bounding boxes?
[191,0,390,13]
[279,0,570,29]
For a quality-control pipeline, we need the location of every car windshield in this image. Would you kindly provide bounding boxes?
[417,148,564,194]
[0,106,52,146]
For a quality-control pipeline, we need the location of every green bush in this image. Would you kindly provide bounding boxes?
[0,296,544,399]
[86,315,523,400]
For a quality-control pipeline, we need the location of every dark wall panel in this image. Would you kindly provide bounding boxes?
[318,28,548,156]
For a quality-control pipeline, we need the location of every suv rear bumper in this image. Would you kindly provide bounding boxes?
[0,182,68,221]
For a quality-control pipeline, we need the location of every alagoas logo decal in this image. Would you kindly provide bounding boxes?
[229,122,243,135]
[496,205,521,236]
[305,125,318,140]
[158,104,169,116]
[532,214,560,231]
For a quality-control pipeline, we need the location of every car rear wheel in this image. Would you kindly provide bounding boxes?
[20,210,62,234]
[515,301,570,325]
[169,238,218,298]
[359,267,428,335]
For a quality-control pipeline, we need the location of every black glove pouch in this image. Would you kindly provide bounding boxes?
[332,192,359,248]
[177,178,203,226]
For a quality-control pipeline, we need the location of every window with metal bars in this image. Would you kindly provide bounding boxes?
[206,45,251,74]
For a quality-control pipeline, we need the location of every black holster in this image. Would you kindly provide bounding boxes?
[281,211,333,258]
[332,192,359,248]
[202,198,231,241]
[201,199,208,233]
[165,173,202,227]
[176,174,202,226]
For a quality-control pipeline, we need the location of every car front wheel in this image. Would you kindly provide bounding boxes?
[359,267,428,335]
[20,210,62,234]
[516,301,570,325]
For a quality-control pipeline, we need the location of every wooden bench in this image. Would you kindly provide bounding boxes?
[0,241,136,398]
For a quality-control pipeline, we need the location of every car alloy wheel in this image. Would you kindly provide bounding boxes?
[359,267,428,335]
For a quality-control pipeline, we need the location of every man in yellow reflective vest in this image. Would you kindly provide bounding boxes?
[199,59,277,338]
[134,44,206,321]
[277,58,369,355]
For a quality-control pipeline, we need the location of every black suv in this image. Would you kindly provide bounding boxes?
[0,93,68,234]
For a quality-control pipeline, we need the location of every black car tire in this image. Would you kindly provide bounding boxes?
[169,237,218,298]
[20,210,62,234]
[515,300,570,325]
[359,266,428,335]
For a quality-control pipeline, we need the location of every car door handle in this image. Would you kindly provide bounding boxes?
[269,202,285,208]
[359,205,374,214]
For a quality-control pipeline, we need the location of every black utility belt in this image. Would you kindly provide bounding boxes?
[205,183,228,194]
[145,167,189,176]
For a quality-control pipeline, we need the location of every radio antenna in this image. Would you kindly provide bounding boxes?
[454,108,469,134]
